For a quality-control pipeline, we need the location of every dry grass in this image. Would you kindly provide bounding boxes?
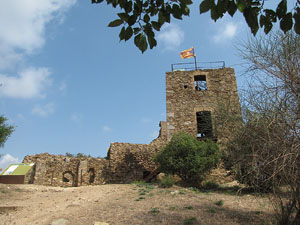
[0,183,275,225]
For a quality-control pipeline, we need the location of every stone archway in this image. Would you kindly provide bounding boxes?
[62,171,75,187]
[88,168,95,184]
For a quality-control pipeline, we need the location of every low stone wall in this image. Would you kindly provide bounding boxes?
[23,154,109,187]
[22,121,168,186]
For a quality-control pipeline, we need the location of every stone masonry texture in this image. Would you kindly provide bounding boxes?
[22,68,241,186]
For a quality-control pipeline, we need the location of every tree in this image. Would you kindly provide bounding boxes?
[92,0,300,52]
[0,115,14,149]
[222,31,300,224]
[153,132,221,184]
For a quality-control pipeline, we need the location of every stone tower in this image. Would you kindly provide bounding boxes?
[165,67,241,142]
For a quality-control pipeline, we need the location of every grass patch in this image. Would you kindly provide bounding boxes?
[215,200,224,206]
[207,208,217,214]
[149,207,160,214]
[0,188,9,194]
[135,196,145,201]
[169,206,177,211]
[184,205,193,210]
[202,180,219,190]
[183,217,197,225]
[159,175,175,188]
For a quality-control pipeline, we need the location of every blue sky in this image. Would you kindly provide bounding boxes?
[0,0,281,169]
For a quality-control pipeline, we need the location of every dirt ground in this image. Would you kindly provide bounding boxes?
[0,182,275,225]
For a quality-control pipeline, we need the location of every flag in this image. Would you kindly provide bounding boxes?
[180,47,195,59]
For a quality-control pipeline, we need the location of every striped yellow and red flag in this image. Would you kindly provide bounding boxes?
[180,47,195,59]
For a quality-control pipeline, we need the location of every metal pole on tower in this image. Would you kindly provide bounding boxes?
[193,47,197,70]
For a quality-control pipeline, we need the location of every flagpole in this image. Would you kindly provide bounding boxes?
[193,47,197,70]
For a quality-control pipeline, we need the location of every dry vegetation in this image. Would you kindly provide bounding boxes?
[0,182,275,225]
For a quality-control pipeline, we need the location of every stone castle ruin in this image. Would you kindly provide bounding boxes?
[22,66,241,187]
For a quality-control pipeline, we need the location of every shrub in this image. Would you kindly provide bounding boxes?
[159,175,175,188]
[153,132,221,184]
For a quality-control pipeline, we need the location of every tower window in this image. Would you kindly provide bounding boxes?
[194,75,207,91]
[196,111,213,139]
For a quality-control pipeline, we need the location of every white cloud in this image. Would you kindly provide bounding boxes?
[0,154,20,171]
[32,102,55,117]
[0,67,52,99]
[213,22,238,43]
[157,24,184,50]
[103,125,112,132]
[0,0,76,69]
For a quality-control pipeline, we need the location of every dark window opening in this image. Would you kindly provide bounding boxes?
[184,84,188,89]
[194,75,207,91]
[63,171,74,183]
[88,168,95,184]
[143,171,151,179]
[196,111,213,139]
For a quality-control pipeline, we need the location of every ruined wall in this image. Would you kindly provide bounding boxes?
[21,68,241,186]
[166,68,241,142]
[105,122,168,183]
[23,153,108,187]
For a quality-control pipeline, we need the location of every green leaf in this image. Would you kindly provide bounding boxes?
[180,0,193,5]
[118,13,129,22]
[147,36,157,49]
[133,27,141,34]
[152,21,161,31]
[124,26,133,41]
[134,33,147,53]
[265,9,277,23]
[276,0,287,19]
[144,14,150,23]
[227,0,237,17]
[243,7,259,35]
[294,11,300,34]
[119,26,126,40]
[182,5,190,16]
[144,24,155,37]
[200,0,213,14]
[108,19,123,27]
[128,15,137,26]
[125,1,132,13]
[280,12,293,33]
[259,14,272,34]
[172,4,182,19]
[158,10,165,24]
[210,5,218,21]
[236,0,246,12]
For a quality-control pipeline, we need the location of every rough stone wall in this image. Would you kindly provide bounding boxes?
[165,68,241,142]
[23,153,108,187]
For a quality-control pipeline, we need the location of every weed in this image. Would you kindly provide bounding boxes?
[184,205,193,210]
[215,200,224,206]
[208,208,216,214]
[202,180,219,190]
[149,207,160,214]
[183,217,197,225]
[159,175,175,188]
[169,206,177,211]
[0,188,9,193]
[179,190,186,195]
[132,180,147,186]
[189,187,201,194]
[135,196,145,201]
[255,211,261,215]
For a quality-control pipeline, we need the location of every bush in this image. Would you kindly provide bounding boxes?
[153,132,221,184]
[159,175,175,188]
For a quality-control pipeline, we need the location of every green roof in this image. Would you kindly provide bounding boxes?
[1,163,34,175]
